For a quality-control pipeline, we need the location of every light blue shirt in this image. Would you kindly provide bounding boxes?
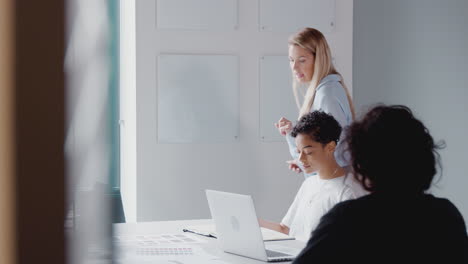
[286,74,353,178]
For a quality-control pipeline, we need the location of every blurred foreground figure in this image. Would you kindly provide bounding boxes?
[293,105,468,264]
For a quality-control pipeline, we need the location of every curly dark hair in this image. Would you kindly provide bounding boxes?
[344,104,444,193]
[291,111,342,145]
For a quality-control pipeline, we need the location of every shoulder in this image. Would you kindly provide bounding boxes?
[324,194,375,221]
[316,74,343,95]
[428,195,460,211]
[333,193,371,210]
[341,174,369,200]
[324,174,368,202]
[334,193,466,223]
[425,195,467,227]
[312,75,350,121]
[418,194,463,215]
[309,196,370,238]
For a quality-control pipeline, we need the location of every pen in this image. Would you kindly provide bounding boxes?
[182,229,217,239]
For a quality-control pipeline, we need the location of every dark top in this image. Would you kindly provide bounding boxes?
[293,193,468,264]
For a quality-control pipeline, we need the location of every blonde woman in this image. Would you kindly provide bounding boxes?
[275,27,355,177]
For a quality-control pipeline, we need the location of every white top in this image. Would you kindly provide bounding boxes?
[281,173,367,242]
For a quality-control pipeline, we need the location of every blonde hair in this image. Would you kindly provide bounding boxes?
[289,28,355,120]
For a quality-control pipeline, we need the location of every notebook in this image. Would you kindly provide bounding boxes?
[205,189,299,262]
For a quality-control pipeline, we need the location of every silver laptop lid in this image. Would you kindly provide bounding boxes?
[206,190,295,262]
[206,190,269,261]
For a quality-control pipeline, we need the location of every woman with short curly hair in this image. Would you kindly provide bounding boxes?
[293,105,468,263]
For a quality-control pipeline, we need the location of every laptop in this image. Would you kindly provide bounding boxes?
[206,190,299,262]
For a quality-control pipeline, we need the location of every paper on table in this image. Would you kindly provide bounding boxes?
[116,245,232,264]
[183,224,295,241]
[114,233,207,247]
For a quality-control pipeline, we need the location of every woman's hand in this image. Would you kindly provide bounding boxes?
[258,218,290,235]
[274,117,293,136]
[286,160,302,173]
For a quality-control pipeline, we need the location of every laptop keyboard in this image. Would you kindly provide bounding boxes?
[266,249,292,258]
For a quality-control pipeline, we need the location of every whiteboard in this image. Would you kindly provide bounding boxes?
[156,0,238,30]
[157,54,239,143]
[259,55,299,142]
[259,0,335,33]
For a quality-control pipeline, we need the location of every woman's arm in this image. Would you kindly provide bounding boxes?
[258,219,290,235]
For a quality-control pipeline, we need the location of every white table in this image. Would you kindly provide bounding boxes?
[114,219,306,263]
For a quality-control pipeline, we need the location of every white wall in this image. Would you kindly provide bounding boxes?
[354,0,468,220]
[135,0,354,221]
[120,0,137,223]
